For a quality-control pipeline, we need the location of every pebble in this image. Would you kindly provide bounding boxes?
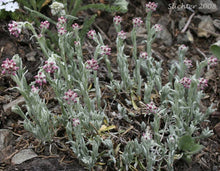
[213,19,220,30]
[197,0,218,14]
[11,149,38,165]
[0,129,13,150]
[0,145,14,162]
[178,17,187,30]
[3,96,25,113]
[26,51,37,62]
[197,16,215,38]
[177,33,190,44]
[157,25,173,46]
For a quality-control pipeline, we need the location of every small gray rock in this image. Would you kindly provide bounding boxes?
[0,129,13,150]
[157,25,173,46]
[176,34,187,44]
[11,149,38,164]
[26,51,37,62]
[197,16,215,38]
[197,0,218,14]
[178,17,187,30]
[158,15,170,27]
[3,96,25,113]
[177,33,190,44]
[213,19,220,30]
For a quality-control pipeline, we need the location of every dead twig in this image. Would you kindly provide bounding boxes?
[121,125,133,136]
[4,141,29,161]
[181,12,195,33]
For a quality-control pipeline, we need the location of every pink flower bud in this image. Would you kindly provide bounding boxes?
[72,23,80,31]
[152,24,162,32]
[140,52,148,59]
[87,30,97,40]
[179,77,191,88]
[208,56,218,67]
[117,30,126,40]
[58,27,67,35]
[85,59,99,71]
[146,2,158,12]
[43,60,58,74]
[113,16,122,25]
[8,21,22,37]
[1,58,19,75]
[198,78,208,90]
[40,21,50,30]
[63,89,78,104]
[184,59,192,69]
[100,45,111,56]
[72,118,80,127]
[146,101,157,114]
[34,72,46,86]
[132,17,143,27]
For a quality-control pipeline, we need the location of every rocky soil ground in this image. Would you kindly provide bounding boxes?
[0,0,220,170]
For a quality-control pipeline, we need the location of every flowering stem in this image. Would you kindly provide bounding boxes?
[135,59,142,97]
[93,70,101,109]
[131,28,137,61]
[58,36,71,87]
[178,52,185,79]
[146,12,152,58]
[103,55,113,80]
[24,22,50,59]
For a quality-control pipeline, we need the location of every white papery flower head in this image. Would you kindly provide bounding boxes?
[0,2,5,10]
[2,0,14,3]
[0,0,19,12]
[50,1,65,16]
[5,2,19,12]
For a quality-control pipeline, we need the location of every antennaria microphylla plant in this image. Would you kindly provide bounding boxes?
[2,1,218,170]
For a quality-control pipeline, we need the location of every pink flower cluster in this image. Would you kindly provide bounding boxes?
[8,21,21,37]
[168,135,175,143]
[34,72,47,86]
[179,44,188,52]
[179,77,191,88]
[198,78,208,90]
[208,56,218,67]
[72,118,80,127]
[1,58,19,75]
[86,59,99,71]
[42,60,58,74]
[146,101,157,114]
[139,52,148,59]
[63,89,78,104]
[152,24,162,32]
[184,59,192,68]
[74,41,80,46]
[143,127,152,140]
[31,85,39,93]
[146,2,158,12]
[40,21,50,30]
[57,17,67,35]
[72,23,80,31]
[113,16,122,25]
[87,30,97,40]
[117,30,126,40]
[57,16,67,25]
[58,27,67,35]
[132,17,143,27]
[143,132,152,140]
[100,45,111,56]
